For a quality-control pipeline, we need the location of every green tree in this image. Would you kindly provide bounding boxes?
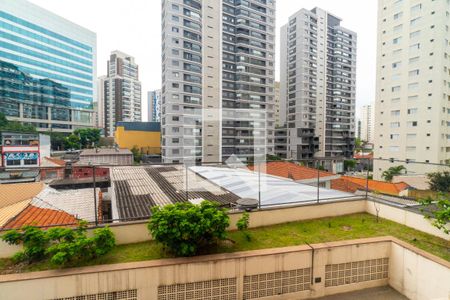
[344,159,357,171]
[148,201,230,256]
[236,212,251,241]
[64,134,81,150]
[74,128,101,148]
[381,165,405,182]
[131,145,142,163]
[420,193,450,234]
[0,112,36,133]
[427,171,450,193]
[46,132,67,151]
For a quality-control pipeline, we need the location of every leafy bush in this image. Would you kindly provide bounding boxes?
[381,165,405,182]
[1,225,49,262]
[1,222,115,266]
[236,212,251,241]
[148,201,229,256]
[420,193,450,234]
[46,222,115,265]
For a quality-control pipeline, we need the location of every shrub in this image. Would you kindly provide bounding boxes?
[1,225,49,262]
[1,222,116,266]
[236,212,251,241]
[427,171,450,193]
[420,193,450,234]
[148,201,229,256]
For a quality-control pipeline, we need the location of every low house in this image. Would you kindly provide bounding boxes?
[331,176,410,196]
[115,121,161,155]
[78,148,133,166]
[248,161,341,188]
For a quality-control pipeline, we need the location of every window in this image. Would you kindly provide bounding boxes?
[407,108,418,114]
[172,27,179,33]
[393,37,402,44]
[410,3,422,13]
[390,146,400,152]
[391,110,400,116]
[408,82,419,91]
[406,146,416,151]
[408,69,419,77]
[407,133,417,139]
[390,134,400,140]
[407,121,418,127]
[409,30,420,38]
[409,43,420,51]
[393,24,403,33]
[410,17,421,26]
[392,86,401,92]
[172,4,179,10]
[390,122,400,128]
[394,12,403,20]
[409,56,419,64]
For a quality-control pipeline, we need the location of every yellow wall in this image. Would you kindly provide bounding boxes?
[115,126,161,154]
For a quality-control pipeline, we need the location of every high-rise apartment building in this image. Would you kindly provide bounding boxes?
[274,81,281,127]
[360,104,375,143]
[161,0,276,163]
[280,7,357,160]
[148,90,162,122]
[374,0,450,179]
[0,0,96,132]
[103,51,141,137]
[95,75,106,131]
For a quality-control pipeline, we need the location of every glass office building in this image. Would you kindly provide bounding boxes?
[0,0,96,132]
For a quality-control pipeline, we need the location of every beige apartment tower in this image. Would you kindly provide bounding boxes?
[374,0,450,179]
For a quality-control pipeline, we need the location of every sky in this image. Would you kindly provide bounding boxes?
[30,0,378,121]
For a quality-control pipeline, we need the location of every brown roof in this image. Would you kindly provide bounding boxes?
[3,205,77,229]
[248,161,335,181]
[41,157,66,167]
[0,182,44,209]
[340,176,410,195]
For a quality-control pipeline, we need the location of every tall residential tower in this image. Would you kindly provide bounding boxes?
[374,0,450,178]
[148,89,162,122]
[0,0,96,132]
[103,51,142,137]
[161,0,276,163]
[280,7,357,160]
[360,104,375,143]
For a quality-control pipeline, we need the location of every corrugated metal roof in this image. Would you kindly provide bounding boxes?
[116,121,160,132]
[80,148,132,156]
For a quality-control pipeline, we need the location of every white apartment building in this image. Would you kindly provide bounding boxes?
[161,0,276,163]
[360,104,375,143]
[374,0,450,179]
[95,75,106,131]
[103,51,142,137]
[280,7,357,160]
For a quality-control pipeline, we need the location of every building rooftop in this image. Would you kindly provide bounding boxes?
[116,121,160,132]
[80,148,132,156]
[248,161,337,182]
[110,165,240,220]
[40,157,66,167]
[190,166,355,207]
[340,176,409,196]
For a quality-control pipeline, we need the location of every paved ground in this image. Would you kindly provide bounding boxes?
[316,286,408,300]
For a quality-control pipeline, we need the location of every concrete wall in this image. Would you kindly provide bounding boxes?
[1,199,448,259]
[0,237,398,300]
[365,200,449,240]
[389,240,450,300]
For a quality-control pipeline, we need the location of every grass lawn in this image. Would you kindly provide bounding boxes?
[0,213,448,274]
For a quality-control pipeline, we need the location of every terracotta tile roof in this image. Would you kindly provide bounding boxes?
[354,153,373,159]
[0,182,44,209]
[41,157,66,167]
[3,205,77,229]
[340,176,409,195]
[248,161,335,181]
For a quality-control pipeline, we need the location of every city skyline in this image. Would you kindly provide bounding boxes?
[28,0,377,121]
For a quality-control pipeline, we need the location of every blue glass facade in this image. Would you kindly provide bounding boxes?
[0,5,95,131]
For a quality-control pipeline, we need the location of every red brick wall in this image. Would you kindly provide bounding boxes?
[40,168,65,180]
[72,167,109,179]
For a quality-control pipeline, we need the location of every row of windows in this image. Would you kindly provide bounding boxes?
[0,19,92,59]
[0,30,92,67]
[0,40,92,73]
[0,11,92,52]
[0,50,92,81]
